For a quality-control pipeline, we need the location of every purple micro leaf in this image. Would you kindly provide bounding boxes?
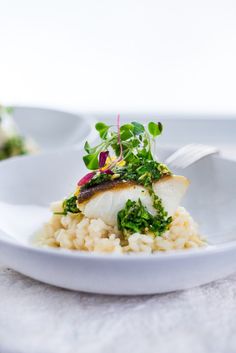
[99,151,109,168]
[77,172,95,186]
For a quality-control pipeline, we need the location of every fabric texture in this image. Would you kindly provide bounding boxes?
[0,263,236,353]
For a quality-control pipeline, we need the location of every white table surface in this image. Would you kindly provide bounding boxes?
[0,145,236,353]
[1,263,236,353]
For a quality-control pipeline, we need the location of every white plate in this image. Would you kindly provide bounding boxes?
[13,106,97,151]
[0,148,235,295]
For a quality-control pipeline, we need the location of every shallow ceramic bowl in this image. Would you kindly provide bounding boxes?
[13,106,97,151]
[0,148,235,295]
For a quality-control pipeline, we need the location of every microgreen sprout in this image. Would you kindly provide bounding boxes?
[83,116,163,171]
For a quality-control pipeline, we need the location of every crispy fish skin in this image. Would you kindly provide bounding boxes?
[78,175,189,226]
[78,179,134,203]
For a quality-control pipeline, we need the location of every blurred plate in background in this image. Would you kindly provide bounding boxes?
[13,106,97,152]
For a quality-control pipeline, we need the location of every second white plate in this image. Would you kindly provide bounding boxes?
[13,106,97,151]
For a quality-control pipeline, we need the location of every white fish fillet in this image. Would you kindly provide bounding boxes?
[78,176,189,226]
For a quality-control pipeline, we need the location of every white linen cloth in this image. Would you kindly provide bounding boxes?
[1,263,236,353]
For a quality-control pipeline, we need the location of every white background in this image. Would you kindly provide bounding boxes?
[0,0,236,114]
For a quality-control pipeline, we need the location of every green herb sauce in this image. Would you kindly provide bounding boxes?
[117,196,172,239]
[54,195,81,215]
[116,162,172,238]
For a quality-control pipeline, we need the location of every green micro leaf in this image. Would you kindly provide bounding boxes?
[120,124,134,140]
[84,141,98,154]
[148,122,163,137]
[95,122,108,131]
[84,141,90,153]
[95,122,109,139]
[83,153,99,170]
[131,121,145,135]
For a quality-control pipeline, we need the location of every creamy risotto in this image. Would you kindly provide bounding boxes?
[37,202,205,253]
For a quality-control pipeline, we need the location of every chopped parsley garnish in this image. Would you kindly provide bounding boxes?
[63,196,80,214]
[116,160,170,187]
[117,198,172,238]
[56,195,81,215]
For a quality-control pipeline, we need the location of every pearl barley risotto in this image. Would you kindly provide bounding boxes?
[37,202,205,253]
